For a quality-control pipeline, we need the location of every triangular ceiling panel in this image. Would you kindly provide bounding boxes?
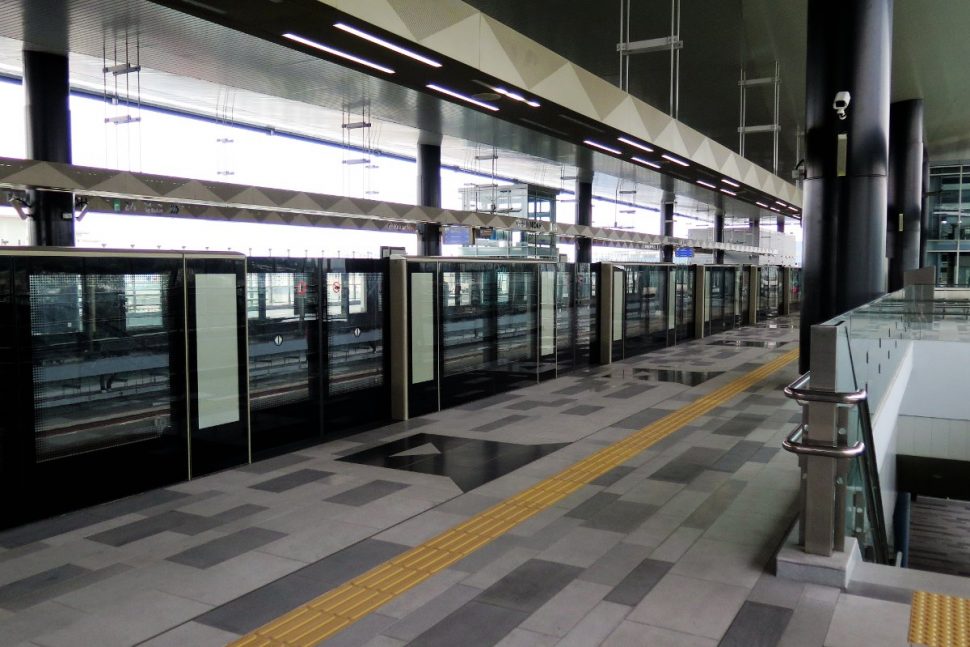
[420,14,480,69]
[531,62,600,118]
[572,66,627,120]
[479,17,529,90]
[386,0,477,42]
[330,0,415,41]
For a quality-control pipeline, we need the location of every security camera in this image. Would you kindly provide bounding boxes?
[833,91,851,120]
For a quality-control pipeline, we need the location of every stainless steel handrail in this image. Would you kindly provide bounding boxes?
[784,373,867,404]
[783,424,865,458]
[783,371,891,565]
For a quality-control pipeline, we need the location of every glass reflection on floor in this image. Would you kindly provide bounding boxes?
[338,433,566,492]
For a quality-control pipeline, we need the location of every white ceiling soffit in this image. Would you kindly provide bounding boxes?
[321,0,801,206]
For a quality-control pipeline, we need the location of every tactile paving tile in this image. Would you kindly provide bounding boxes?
[909,590,970,647]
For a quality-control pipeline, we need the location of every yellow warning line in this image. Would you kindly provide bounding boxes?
[910,590,970,647]
[230,347,799,647]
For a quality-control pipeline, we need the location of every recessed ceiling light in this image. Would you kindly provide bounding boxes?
[720,188,737,196]
[618,136,654,153]
[697,180,716,189]
[722,178,740,188]
[661,153,689,167]
[631,156,660,169]
[334,22,441,67]
[584,140,622,155]
[756,202,769,208]
[283,33,394,74]
[427,84,499,111]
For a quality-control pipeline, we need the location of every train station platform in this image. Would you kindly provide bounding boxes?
[0,316,949,647]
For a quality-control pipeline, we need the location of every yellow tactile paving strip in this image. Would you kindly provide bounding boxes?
[230,347,799,647]
[910,591,970,647]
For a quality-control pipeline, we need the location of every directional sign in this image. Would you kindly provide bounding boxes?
[354,327,361,337]
[274,334,283,346]
[332,281,341,294]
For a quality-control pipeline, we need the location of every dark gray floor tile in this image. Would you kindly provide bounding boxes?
[87,510,221,546]
[711,441,764,473]
[88,488,192,519]
[606,384,653,399]
[0,563,130,611]
[0,511,104,548]
[563,404,604,416]
[325,480,409,506]
[508,398,576,410]
[471,415,529,432]
[749,447,780,463]
[476,559,583,613]
[683,480,747,529]
[410,600,528,647]
[649,461,706,484]
[385,584,484,641]
[0,564,89,610]
[718,601,792,647]
[167,527,286,569]
[195,571,328,634]
[553,382,595,396]
[604,558,672,606]
[565,493,620,521]
[584,501,658,534]
[678,446,727,467]
[591,466,635,487]
[249,468,334,493]
[456,394,521,411]
[210,504,268,523]
[297,539,409,587]
[614,409,669,430]
[237,453,313,474]
[0,541,49,564]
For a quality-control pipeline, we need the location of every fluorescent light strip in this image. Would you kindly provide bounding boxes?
[427,84,499,111]
[721,178,740,188]
[661,153,689,167]
[770,207,781,212]
[584,139,622,155]
[334,22,441,67]
[720,188,737,196]
[756,202,769,208]
[631,156,661,169]
[787,205,799,211]
[697,180,717,189]
[494,87,541,108]
[283,33,395,74]
[617,136,654,153]
[775,200,787,207]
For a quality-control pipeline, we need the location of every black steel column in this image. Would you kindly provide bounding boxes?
[661,193,675,262]
[575,179,593,263]
[800,0,893,372]
[714,209,725,264]
[777,213,786,233]
[887,99,924,291]
[919,145,929,267]
[24,49,74,246]
[416,142,441,256]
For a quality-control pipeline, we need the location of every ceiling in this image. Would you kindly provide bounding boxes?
[465,0,970,167]
[0,0,812,230]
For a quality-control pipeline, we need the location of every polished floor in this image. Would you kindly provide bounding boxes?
[0,316,962,646]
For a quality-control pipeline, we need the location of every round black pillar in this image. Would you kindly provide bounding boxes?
[714,210,725,264]
[777,213,786,233]
[800,0,893,372]
[416,142,441,256]
[24,49,75,246]
[887,99,924,291]
[661,195,675,263]
[575,179,593,263]
[919,145,929,268]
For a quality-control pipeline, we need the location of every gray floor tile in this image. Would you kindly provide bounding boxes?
[409,600,528,647]
[710,441,764,473]
[325,480,410,506]
[210,504,268,523]
[249,468,334,492]
[649,461,707,484]
[471,415,530,432]
[749,446,780,463]
[138,621,240,647]
[603,621,717,647]
[557,600,632,647]
[0,565,88,611]
[824,594,911,647]
[236,453,313,474]
[88,488,192,519]
[614,409,669,430]
[324,612,398,647]
[629,573,750,640]
[0,513,104,549]
[718,601,793,647]
[604,558,672,606]
[167,527,286,569]
[682,480,746,530]
[606,384,653,399]
[477,559,582,613]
